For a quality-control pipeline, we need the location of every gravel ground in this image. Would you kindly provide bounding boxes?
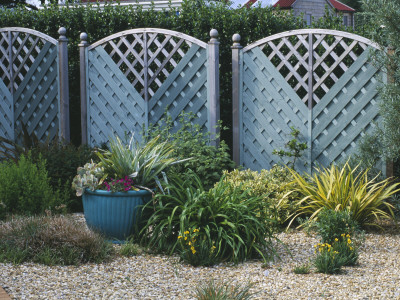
[1,216,400,299]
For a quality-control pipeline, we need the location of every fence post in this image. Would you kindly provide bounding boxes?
[58,27,70,143]
[385,45,395,178]
[79,33,88,145]
[232,33,242,166]
[208,29,220,146]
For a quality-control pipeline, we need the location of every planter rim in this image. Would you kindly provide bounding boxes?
[84,188,152,197]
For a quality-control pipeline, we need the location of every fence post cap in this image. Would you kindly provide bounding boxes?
[58,27,67,41]
[80,32,88,41]
[210,29,218,39]
[232,33,241,43]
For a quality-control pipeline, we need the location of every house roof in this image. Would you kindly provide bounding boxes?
[273,0,355,12]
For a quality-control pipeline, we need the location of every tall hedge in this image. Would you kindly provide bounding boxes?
[0,1,345,147]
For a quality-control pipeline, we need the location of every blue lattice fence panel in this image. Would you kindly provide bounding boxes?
[241,47,309,172]
[312,49,382,167]
[148,44,208,132]
[13,42,60,143]
[0,78,13,140]
[87,46,146,146]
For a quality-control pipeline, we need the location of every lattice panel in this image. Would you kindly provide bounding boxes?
[87,47,146,146]
[241,48,309,172]
[148,45,208,132]
[0,32,11,89]
[10,32,49,93]
[101,32,192,100]
[312,49,381,166]
[260,33,367,107]
[13,42,59,143]
[0,78,13,140]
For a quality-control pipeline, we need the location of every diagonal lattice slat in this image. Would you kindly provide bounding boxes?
[148,45,208,132]
[259,32,368,107]
[239,30,382,173]
[241,47,309,172]
[87,47,147,146]
[13,42,60,143]
[101,32,193,100]
[311,50,381,166]
[0,78,13,140]
[0,32,11,89]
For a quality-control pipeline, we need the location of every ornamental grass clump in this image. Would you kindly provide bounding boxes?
[139,173,278,264]
[0,214,114,265]
[194,279,256,300]
[288,161,400,227]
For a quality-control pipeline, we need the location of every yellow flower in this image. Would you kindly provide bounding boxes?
[193,229,199,233]
[346,234,350,238]
[349,246,353,251]
[184,237,187,241]
[347,238,351,244]
[334,238,338,242]
[341,233,345,237]
[184,231,189,235]
[178,236,182,239]
[188,241,192,246]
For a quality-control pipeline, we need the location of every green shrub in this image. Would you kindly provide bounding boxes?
[194,279,256,300]
[293,263,311,274]
[0,154,68,219]
[119,239,142,257]
[0,214,114,265]
[288,161,400,227]
[331,234,359,266]
[30,141,96,212]
[313,243,345,274]
[139,173,278,264]
[220,166,300,227]
[313,208,360,244]
[145,112,235,189]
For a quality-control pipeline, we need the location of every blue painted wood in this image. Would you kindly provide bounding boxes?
[87,46,146,146]
[13,42,59,142]
[241,47,309,172]
[239,41,382,173]
[148,45,208,132]
[0,78,13,140]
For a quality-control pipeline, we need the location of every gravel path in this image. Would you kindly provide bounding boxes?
[1,220,400,299]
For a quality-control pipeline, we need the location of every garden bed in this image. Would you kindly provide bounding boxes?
[1,216,400,299]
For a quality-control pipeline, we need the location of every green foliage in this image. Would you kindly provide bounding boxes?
[313,208,360,244]
[96,134,185,189]
[0,154,68,219]
[219,166,300,227]
[355,0,400,164]
[313,242,345,274]
[119,239,142,257]
[139,173,278,264]
[293,263,311,274]
[331,234,359,266]
[194,279,256,300]
[177,227,218,267]
[145,112,235,189]
[72,161,104,196]
[288,161,399,227]
[272,127,308,170]
[0,214,114,265]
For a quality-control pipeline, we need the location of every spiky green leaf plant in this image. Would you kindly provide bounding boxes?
[288,161,400,227]
[96,134,188,189]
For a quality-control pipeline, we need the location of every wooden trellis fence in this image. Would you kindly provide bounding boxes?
[0,27,69,143]
[232,29,383,173]
[79,28,220,146]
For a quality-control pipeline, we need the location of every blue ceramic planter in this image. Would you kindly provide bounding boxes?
[82,189,152,241]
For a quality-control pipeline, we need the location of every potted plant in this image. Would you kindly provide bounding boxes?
[72,134,185,241]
